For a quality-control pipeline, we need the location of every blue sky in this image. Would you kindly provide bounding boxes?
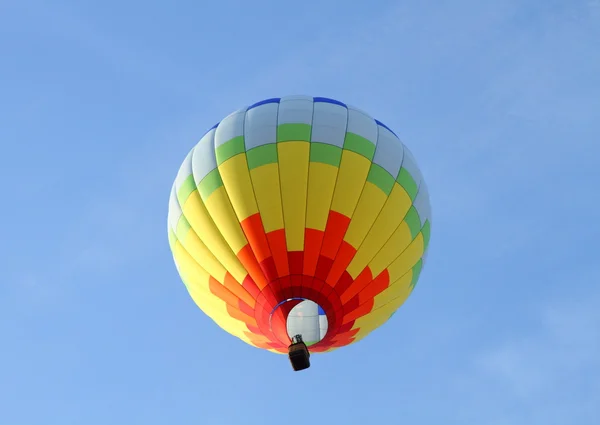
[1,0,599,424]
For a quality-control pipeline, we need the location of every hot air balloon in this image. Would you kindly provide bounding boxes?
[167,96,431,371]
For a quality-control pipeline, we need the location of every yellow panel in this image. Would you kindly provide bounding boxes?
[178,227,228,283]
[278,142,310,251]
[242,332,273,345]
[330,151,370,217]
[181,191,247,283]
[368,221,412,277]
[387,233,424,281]
[174,245,254,343]
[249,163,284,232]
[351,296,406,341]
[306,162,338,231]
[344,182,388,249]
[372,271,413,310]
[346,184,412,278]
[187,286,253,343]
[173,241,211,293]
[204,187,248,255]
[218,155,259,221]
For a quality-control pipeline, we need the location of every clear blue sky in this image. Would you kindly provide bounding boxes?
[1,0,599,424]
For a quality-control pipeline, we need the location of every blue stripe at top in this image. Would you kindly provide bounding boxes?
[314,97,347,108]
[199,121,220,139]
[375,119,398,137]
[318,306,326,315]
[248,97,281,110]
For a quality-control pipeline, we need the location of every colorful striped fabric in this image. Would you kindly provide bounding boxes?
[168,96,431,354]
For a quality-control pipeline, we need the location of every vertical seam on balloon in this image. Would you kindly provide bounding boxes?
[274,100,290,282]
[311,101,349,339]
[187,140,246,282]
[243,106,286,345]
[299,99,316,303]
[171,154,254,343]
[186,143,260,337]
[331,132,411,321]
[178,145,242,287]
[216,110,271,298]
[324,122,378,332]
[241,107,276,270]
[332,175,426,323]
[265,100,290,345]
[241,109,287,345]
[323,112,381,298]
[171,148,227,282]
[197,122,263,329]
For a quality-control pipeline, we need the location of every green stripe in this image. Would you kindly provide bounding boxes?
[404,207,422,238]
[409,259,423,288]
[366,164,395,195]
[177,174,197,205]
[277,123,311,142]
[344,132,376,160]
[309,143,342,166]
[175,215,192,241]
[421,219,431,251]
[247,144,278,169]
[397,168,418,200]
[215,136,245,165]
[198,168,223,200]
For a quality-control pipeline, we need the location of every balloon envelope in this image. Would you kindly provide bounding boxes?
[167,96,431,354]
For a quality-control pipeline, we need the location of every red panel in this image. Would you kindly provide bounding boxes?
[342,294,360,316]
[240,214,271,262]
[296,275,310,299]
[241,275,261,300]
[289,275,302,298]
[287,251,304,275]
[358,269,390,304]
[337,321,355,334]
[335,328,360,339]
[303,228,324,275]
[343,298,374,323]
[340,268,372,303]
[251,341,273,350]
[238,300,255,318]
[237,244,268,289]
[270,307,291,345]
[258,256,278,283]
[226,304,256,326]
[321,211,351,259]
[261,286,279,309]
[224,272,255,307]
[315,255,334,281]
[330,338,355,347]
[334,271,354,298]
[326,241,356,286]
[266,229,289,277]
[303,276,321,292]
[208,277,239,307]
[325,290,343,320]
[255,292,268,309]
[267,343,287,351]
[270,278,283,301]
[246,324,262,335]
